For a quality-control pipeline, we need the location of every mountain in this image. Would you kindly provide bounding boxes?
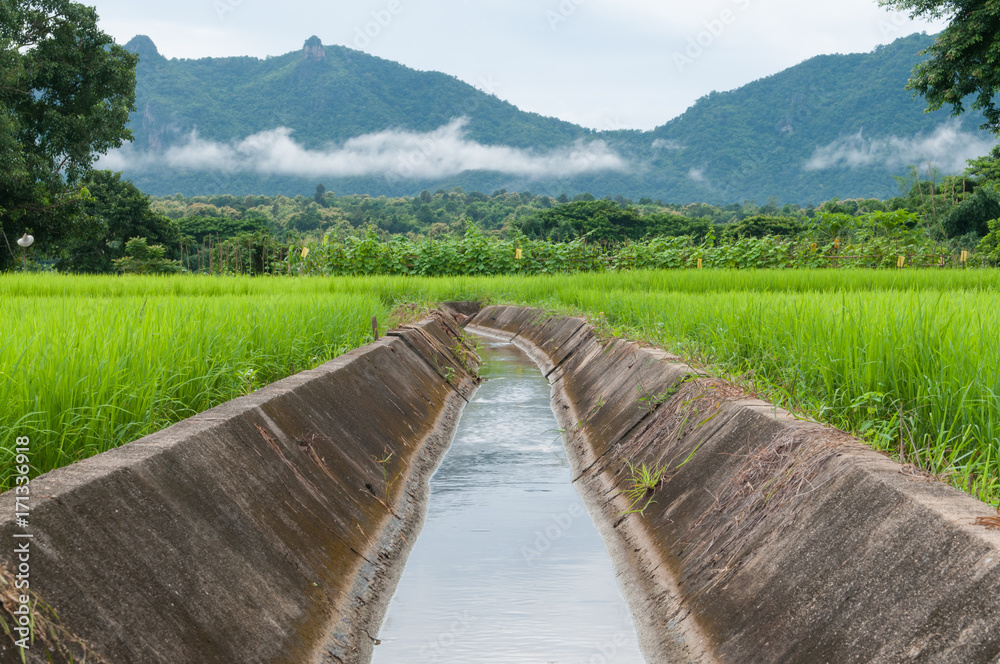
[125,35,590,152]
[636,34,995,203]
[111,33,996,204]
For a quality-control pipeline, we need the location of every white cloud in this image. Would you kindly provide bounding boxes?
[99,118,629,180]
[687,166,706,182]
[804,121,998,173]
[652,139,683,150]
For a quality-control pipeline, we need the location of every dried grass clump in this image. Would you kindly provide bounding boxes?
[0,561,109,663]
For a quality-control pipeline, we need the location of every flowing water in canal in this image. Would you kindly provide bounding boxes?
[372,337,644,663]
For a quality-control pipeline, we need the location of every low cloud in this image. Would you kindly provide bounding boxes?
[99,118,628,180]
[804,121,998,173]
[652,138,683,150]
[687,166,706,182]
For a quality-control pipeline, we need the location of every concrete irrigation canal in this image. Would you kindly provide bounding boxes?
[371,335,642,663]
[1,304,999,663]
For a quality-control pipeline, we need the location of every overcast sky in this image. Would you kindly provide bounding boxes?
[88,0,948,131]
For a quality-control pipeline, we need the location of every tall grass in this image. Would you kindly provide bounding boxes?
[560,287,1000,504]
[348,269,1000,505]
[4,270,1000,506]
[443,271,1000,506]
[1,274,389,491]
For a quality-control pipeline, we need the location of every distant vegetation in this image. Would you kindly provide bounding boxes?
[10,146,1000,275]
[147,146,998,251]
[119,33,995,204]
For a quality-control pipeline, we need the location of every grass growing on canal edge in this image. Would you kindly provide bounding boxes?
[621,461,668,516]
[383,269,1000,507]
[4,270,1000,508]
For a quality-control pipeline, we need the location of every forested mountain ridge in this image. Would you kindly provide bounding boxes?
[637,33,990,203]
[126,34,589,152]
[116,33,996,204]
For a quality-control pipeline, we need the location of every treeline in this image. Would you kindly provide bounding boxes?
[8,147,1000,274]
[148,149,999,249]
[148,187,841,242]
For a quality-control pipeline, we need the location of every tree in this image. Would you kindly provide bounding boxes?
[314,183,326,206]
[0,0,137,270]
[519,200,648,243]
[646,213,714,240]
[287,204,324,232]
[966,144,1000,181]
[722,215,806,239]
[942,145,1000,239]
[113,237,181,274]
[176,213,266,243]
[941,187,998,239]
[879,0,1000,133]
[976,216,1000,264]
[61,171,179,272]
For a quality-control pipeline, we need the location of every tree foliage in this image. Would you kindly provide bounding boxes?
[518,201,649,242]
[879,0,1000,133]
[0,0,137,269]
[23,168,997,273]
[722,215,807,239]
[966,144,1000,181]
[112,237,181,274]
[941,184,999,238]
[60,170,179,272]
[176,214,266,242]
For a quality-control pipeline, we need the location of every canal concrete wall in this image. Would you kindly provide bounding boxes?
[468,305,1000,664]
[0,313,479,664]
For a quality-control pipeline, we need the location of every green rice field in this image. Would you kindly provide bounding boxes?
[3,270,999,507]
[1,275,391,491]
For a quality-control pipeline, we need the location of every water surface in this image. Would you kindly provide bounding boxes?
[372,338,643,663]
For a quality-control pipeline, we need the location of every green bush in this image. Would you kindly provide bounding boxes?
[113,238,182,274]
[975,218,1000,266]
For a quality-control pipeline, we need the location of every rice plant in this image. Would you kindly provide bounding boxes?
[0,274,390,491]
